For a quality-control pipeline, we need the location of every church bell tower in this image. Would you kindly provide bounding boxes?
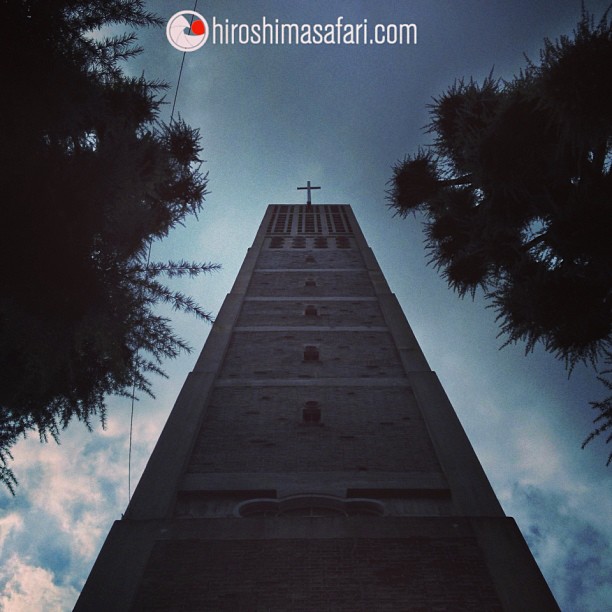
[76,198,558,610]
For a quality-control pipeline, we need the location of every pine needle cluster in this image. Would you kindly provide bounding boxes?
[387,6,612,464]
[0,1,218,492]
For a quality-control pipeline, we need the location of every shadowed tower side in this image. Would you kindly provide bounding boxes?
[76,202,559,611]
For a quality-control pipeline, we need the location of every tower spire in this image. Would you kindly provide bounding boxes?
[76,202,559,612]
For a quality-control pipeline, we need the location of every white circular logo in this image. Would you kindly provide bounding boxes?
[166,10,209,52]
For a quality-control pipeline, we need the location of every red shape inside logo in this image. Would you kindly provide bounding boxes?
[191,19,205,36]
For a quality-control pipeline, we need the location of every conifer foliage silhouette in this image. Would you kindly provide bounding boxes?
[0,1,218,492]
[387,8,612,463]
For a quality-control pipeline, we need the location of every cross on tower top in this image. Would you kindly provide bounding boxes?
[297,181,321,206]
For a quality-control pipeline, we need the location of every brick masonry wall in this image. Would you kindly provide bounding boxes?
[248,271,375,297]
[132,536,503,611]
[187,386,441,474]
[237,299,386,328]
[218,331,405,380]
[257,247,364,269]
[77,207,554,612]
[174,493,452,519]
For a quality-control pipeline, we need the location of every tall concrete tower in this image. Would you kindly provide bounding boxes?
[76,202,558,610]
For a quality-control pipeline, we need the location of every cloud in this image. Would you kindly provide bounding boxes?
[0,424,129,604]
[436,349,612,611]
[0,554,78,612]
[512,418,563,484]
[0,514,23,558]
[509,483,612,612]
[0,389,172,606]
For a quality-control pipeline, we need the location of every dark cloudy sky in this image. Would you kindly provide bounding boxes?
[1,1,611,610]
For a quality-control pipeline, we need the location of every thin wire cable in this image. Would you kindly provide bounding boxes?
[170,52,188,122]
[171,0,199,123]
[127,0,199,506]
[127,243,151,505]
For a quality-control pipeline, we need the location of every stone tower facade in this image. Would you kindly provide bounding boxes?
[76,203,558,610]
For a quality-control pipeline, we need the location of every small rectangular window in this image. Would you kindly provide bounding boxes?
[302,401,321,423]
[303,346,319,361]
[336,236,350,249]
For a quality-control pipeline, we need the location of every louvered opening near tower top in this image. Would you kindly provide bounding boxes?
[266,205,354,235]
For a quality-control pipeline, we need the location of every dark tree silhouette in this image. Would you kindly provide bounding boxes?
[387,7,612,463]
[0,1,218,492]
